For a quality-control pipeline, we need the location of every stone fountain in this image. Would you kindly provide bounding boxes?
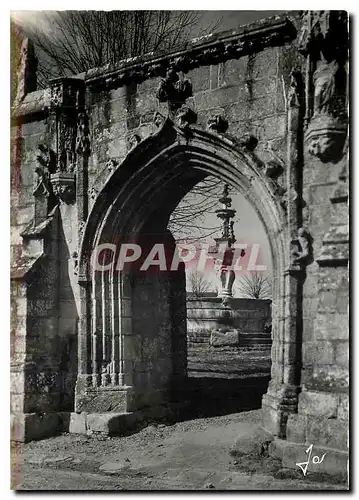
[187,184,271,348]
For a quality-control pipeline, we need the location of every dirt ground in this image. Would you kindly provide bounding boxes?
[12,409,347,491]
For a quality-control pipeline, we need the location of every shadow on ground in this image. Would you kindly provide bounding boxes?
[180,375,269,419]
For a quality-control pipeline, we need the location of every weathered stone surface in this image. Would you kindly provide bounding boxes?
[282,442,348,481]
[210,328,240,347]
[86,412,131,434]
[11,412,63,442]
[306,417,348,451]
[286,414,307,444]
[298,391,339,418]
[68,412,87,434]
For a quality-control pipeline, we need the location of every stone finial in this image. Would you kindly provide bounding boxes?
[207,115,229,134]
[13,37,38,107]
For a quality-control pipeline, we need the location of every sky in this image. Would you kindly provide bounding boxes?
[11,10,287,39]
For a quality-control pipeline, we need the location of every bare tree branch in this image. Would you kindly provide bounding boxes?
[187,270,214,298]
[18,11,222,87]
[236,272,271,299]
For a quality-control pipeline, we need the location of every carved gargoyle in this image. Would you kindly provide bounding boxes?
[291,227,313,265]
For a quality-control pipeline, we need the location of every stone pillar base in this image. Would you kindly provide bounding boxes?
[261,383,300,438]
[75,383,134,413]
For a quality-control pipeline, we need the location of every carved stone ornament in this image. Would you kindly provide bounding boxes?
[75,112,90,157]
[236,134,258,152]
[127,134,141,151]
[174,105,197,130]
[291,227,313,265]
[50,172,76,204]
[207,115,229,134]
[305,114,348,163]
[299,11,348,162]
[33,144,56,198]
[78,220,86,239]
[263,143,285,179]
[72,251,79,276]
[106,158,119,173]
[45,78,88,173]
[153,111,166,128]
[156,69,192,112]
[88,186,99,200]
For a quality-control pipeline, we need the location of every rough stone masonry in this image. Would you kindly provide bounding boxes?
[11,11,349,480]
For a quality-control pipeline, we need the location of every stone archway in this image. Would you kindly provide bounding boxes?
[76,116,302,438]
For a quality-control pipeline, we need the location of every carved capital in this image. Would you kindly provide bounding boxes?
[207,115,229,134]
[50,172,76,204]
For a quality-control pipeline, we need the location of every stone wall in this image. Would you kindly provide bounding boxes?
[187,297,271,347]
[10,11,349,479]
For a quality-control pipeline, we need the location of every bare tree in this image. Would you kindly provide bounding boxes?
[169,176,223,241]
[187,270,214,298]
[236,272,271,299]
[15,11,220,88]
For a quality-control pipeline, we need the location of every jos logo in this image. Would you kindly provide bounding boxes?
[296,444,326,477]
